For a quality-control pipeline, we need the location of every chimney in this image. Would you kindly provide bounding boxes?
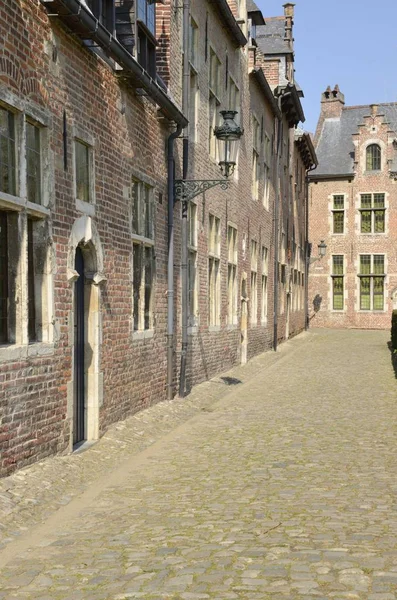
[370,104,378,117]
[314,85,345,146]
[283,3,295,48]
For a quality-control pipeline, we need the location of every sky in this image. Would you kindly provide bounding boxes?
[256,0,397,133]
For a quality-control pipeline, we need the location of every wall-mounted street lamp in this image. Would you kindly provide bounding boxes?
[174,110,244,202]
[308,240,327,264]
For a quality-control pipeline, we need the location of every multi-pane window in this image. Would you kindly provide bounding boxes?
[0,106,16,196]
[261,246,268,322]
[26,121,41,205]
[227,225,238,325]
[331,255,344,310]
[366,144,381,171]
[209,48,221,159]
[190,18,199,70]
[208,214,220,326]
[0,211,8,343]
[136,0,156,77]
[86,0,115,32]
[332,194,344,234]
[263,133,271,209]
[188,202,198,326]
[250,240,258,324]
[75,140,91,203]
[360,193,385,233]
[252,117,260,200]
[228,77,240,118]
[27,219,37,341]
[359,254,385,311]
[190,73,199,144]
[131,180,154,331]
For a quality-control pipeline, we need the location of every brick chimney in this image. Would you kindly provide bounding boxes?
[314,84,345,146]
[283,3,295,48]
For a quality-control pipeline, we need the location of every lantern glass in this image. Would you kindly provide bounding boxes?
[214,110,243,178]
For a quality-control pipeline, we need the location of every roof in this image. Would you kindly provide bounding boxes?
[256,17,292,55]
[295,130,317,170]
[250,68,282,119]
[247,0,266,26]
[313,104,397,176]
[211,0,247,47]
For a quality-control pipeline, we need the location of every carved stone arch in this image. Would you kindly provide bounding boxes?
[0,56,23,91]
[22,75,49,106]
[67,216,106,285]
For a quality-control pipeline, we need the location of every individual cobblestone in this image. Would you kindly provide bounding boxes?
[1,329,397,599]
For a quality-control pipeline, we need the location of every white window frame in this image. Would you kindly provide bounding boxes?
[250,240,258,325]
[188,201,198,327]
[227,224,238,326]
[208,214,221,327]
[261,246,268,323]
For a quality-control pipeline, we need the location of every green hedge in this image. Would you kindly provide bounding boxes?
[392,310,397,350]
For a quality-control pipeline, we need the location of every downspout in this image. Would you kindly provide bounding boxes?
[305,164,316,329]
[273,101,283,351]
[179,0,190,397]
[167,124,183,400]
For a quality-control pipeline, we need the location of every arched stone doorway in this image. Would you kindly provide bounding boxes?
[67,217,105,449]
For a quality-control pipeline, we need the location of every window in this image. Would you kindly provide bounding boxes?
[190,18,199,70]
[209,48,221,159]
[190,73,199,144]
[228,77,240,119]
[0,211,8,343]
[0,106,16,196]
[366,144,381,171]
[332,194,344,234]
[252,117,260,200]
[359,254,385,311]
[26,121,41,205]
[136,0,156,77]
[87,0,115,33]
[75,140,91,204]
[227,225,238,325]
[250,240,258,324]
[360,193,385,233]
[188,202,198,327]
[208,214,220,326]
[331,255,344,310]
[261,246,268,323]
[131,180,154,331]
[263,133,271,209]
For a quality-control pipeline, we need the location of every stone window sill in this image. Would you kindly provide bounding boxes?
[0,342,55,363]
[132,329,154,341]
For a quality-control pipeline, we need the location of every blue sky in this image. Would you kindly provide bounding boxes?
[256,0,397,133]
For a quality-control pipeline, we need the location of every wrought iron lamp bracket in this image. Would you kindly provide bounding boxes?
[174,179,231,203]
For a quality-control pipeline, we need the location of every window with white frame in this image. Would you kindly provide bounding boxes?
[228,77,240,119]
[227,225,238,325]
[252,116,260,200]
[250,240,258,324]
[359,254,385,311]
[332,194,345,234]
[208,48,221,159]
[263,132,271,209]
[0,103,52,346]
[131,179,154,331]
[360,193,385,233]
[261,246,268,323]
[331,255,344,310]
[208,214,220,326]
[188,201,198,326]
[190,17,199,70]
[366,144,381,171]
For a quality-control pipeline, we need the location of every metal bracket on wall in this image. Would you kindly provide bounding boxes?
[174,179,230,203]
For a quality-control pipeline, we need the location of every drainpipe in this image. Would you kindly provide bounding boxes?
[179,0,190,398]
[305,164,317,330]
[273,103,283,351]
[167,124,183,400]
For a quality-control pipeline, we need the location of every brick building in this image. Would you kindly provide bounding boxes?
[0,0,314,476]
[309,86,397,329]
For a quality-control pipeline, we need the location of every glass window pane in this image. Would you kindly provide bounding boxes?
[374,193,385,207]
[332,255,343,275]
[333,195,344,209]
[333,276,343,310]
[373,255,384,274]
[75,140,90,203]
[374,210,385,233]
[366,144,381,170]
[373,277,384,310]
[0,108,16,196]
[133,244,141,331]
[360,255,371,275]
[333,211,344,233]
[144,246,153,330]
[361,194,372,208]
[361,211,372,233]
[0,211,8,343]
[360,277,371,310]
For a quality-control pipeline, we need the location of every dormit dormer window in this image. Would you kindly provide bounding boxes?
[86,0,115,34]
[366,143,381,171]
[136,0,156,78]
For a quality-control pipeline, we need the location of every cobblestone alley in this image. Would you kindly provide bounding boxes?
[1,328,397,600]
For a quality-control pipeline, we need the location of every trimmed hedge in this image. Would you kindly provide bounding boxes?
[392,310,397,350]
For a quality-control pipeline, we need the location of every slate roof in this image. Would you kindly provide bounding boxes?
[313,104,397,176]
[256,17,291,55]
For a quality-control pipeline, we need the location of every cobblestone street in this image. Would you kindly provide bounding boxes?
[1,328,397,599]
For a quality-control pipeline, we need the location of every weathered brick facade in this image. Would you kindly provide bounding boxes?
[0,0,313,476]
[309,86,397,329]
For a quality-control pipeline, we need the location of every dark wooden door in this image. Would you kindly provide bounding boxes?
[74,246,85,445]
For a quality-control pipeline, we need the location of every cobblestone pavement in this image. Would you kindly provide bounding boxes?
[1,328,397,599]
